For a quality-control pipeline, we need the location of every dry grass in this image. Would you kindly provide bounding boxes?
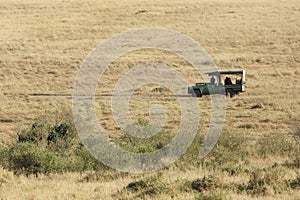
[0,0,299,199]
[1,168,299,200]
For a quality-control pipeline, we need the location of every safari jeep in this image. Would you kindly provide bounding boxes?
[188,70,245,98]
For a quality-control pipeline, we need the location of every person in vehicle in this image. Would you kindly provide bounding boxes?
[236,78,242,84]
[210,76,215,85]
[224,77,232,85]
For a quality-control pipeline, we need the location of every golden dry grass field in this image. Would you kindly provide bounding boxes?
[0,0,299,199]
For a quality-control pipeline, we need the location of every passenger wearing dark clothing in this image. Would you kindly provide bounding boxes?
[236,78,242,84]
[224,77,232,85]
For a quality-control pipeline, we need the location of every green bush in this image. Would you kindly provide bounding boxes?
[5,143,65,175]
[0,121,104,175]
[17,122,51,146]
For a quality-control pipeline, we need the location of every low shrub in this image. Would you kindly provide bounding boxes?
[0,121,104,175]
[17,122,50,146]
[5,143,65,175]
[283,156,300,169]
[201,131,250,171]
[289,177,300,189]
[125,176,170,198]
[191,175,220,192]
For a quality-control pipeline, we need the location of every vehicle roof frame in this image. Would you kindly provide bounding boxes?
[205,70,245,76]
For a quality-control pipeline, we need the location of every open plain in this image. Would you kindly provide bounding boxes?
[0,0,299,199]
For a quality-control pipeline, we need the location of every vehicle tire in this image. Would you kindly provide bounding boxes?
[194,90,202,97]
[226,89,235,98]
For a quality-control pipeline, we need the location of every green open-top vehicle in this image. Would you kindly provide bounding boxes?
[188,69,245,98]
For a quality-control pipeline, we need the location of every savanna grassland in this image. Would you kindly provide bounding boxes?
[0,0,299,199]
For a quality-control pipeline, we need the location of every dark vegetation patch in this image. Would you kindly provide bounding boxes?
[191,175,220,192]
[113,176,171,199]
[0,121,108,176]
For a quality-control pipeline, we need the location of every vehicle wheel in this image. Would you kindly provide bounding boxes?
[194,90,202,97]
[226,89,235,98]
